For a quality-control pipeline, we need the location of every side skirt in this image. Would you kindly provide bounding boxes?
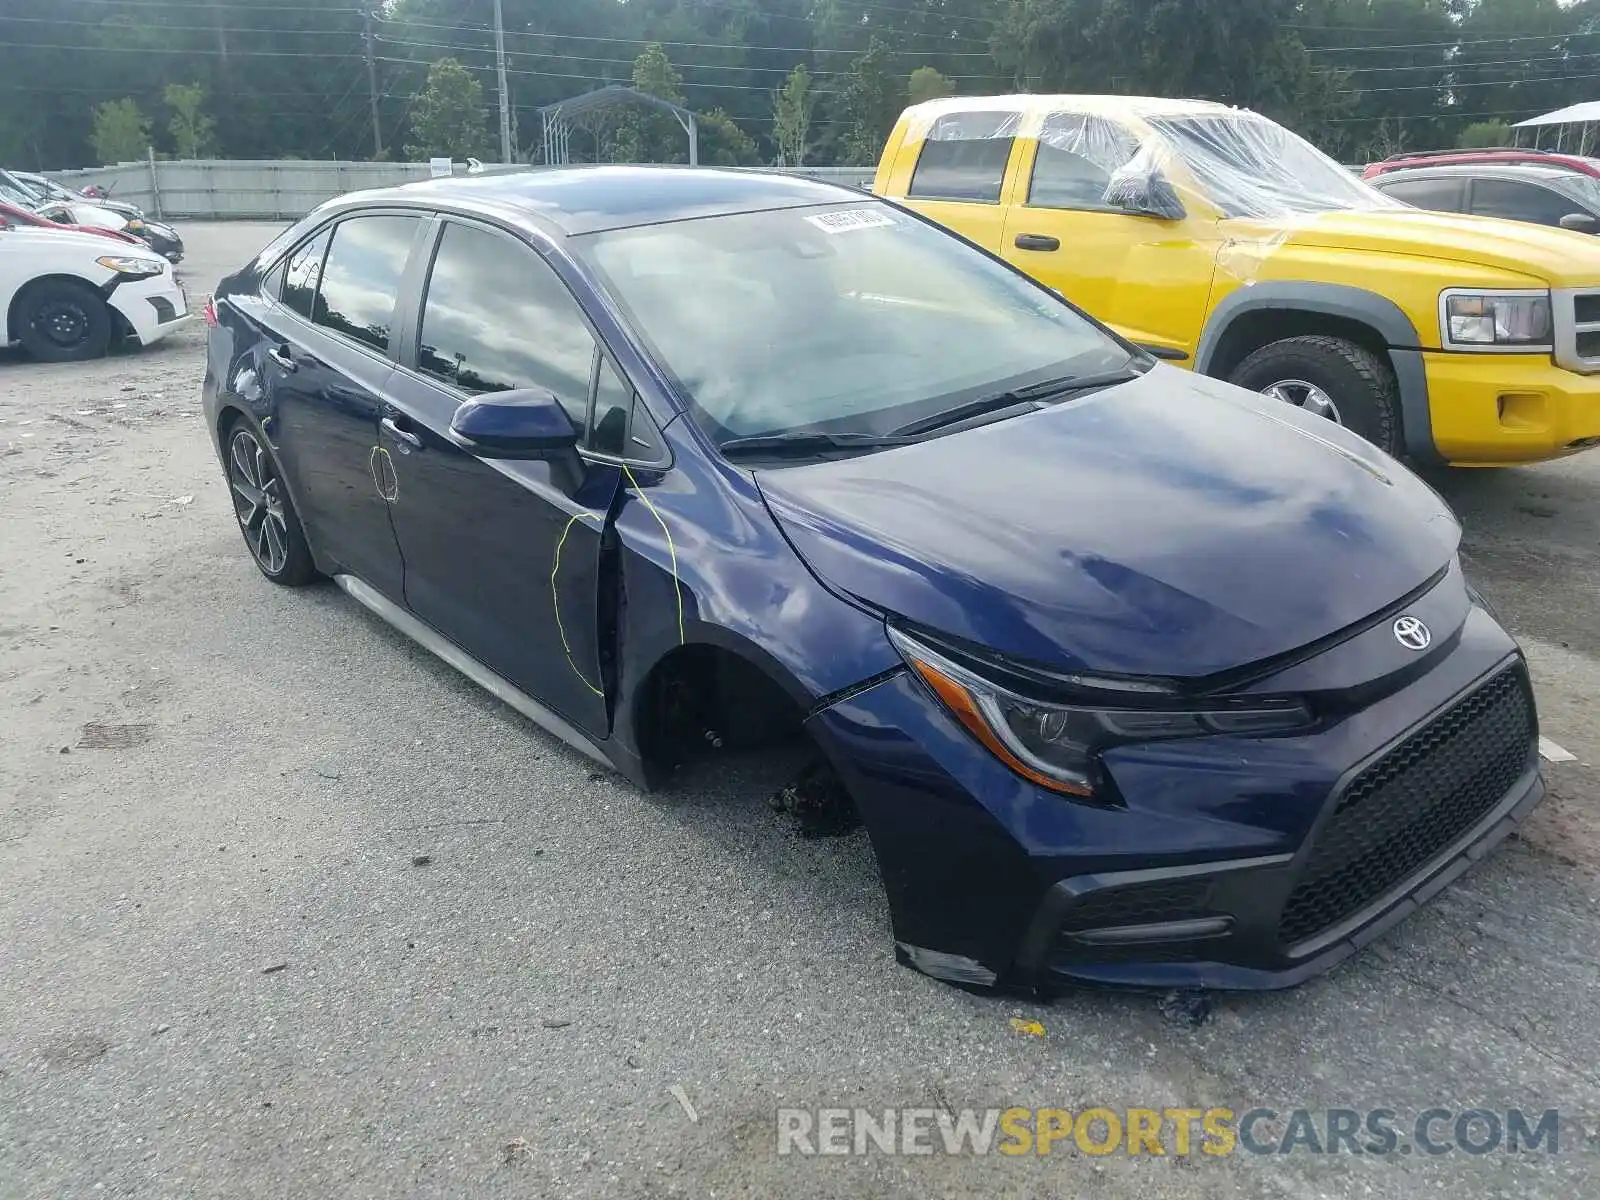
[333,572,614,770]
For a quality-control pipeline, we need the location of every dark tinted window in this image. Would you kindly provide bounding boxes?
[311,215,419,353]
[590,356,632,456]
[1378,177,1466,212]
[908,111,1017,203]
[1470,178,1582,227]
[1029,114,1140,210]
[280,230,329,319]
[417,223,595,429]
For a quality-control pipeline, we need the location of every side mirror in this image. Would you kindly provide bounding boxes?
[1105,167,1187,221]
[449,388,578,459]
[1560,212,1599,233]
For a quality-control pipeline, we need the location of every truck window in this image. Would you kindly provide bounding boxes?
[1029,114,1140,210]
[907,111,1018,204]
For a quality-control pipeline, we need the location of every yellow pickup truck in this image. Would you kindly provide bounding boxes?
[873,94,1600,466]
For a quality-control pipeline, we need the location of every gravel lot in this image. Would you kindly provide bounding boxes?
[2,222,1599,1198]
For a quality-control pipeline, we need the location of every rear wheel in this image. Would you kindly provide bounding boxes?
[16,280,112,363]
[226,422,316,586]
[1229,335,1401,456]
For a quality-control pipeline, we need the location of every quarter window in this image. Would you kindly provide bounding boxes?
[311,215,420,353]
[416,222,595,431]
[278,229,329,320]
[1029,114,1140,210]
[907,111,1019,204]
[590,354,633,456]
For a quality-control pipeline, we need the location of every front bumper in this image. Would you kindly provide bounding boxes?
[807,600,1542,991]
[108,272,191,346]
[1424,351,1600,465]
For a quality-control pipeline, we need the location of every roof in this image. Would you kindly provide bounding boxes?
[901,94,1244,122]
[1375,163,1590,183]
[376,164,859,235]
[1514,101,1600,127]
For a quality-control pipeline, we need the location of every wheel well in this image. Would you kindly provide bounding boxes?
[216,402,246,444]
[6,274,103,343]
[1204,310,1392,382]
[633,643,808,785]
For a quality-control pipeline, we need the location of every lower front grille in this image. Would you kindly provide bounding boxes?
[1059,878,1214,935]
[1279,665,1535,949]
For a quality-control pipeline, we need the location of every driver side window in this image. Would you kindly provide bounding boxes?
[1028,114,1140,212]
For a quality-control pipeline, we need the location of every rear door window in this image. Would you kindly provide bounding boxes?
[311,214,421,354]
[1469,178,1581,227]
[1377,176,1467,213]
[908,111,1019,204]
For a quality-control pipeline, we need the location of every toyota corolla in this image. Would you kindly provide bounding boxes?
[202,167,1543,991]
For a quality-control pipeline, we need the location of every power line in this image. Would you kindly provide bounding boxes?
[1305,32,1587,54]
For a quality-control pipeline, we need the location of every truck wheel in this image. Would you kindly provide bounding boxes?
[1229,335,1400,456]
[16,280,113,363]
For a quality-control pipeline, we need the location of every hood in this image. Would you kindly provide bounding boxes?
[758,367,1460,680]
[3,225,144,255]
[1262,208,1600,286]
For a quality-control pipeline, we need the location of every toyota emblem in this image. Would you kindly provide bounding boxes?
[1393,615,1432,651]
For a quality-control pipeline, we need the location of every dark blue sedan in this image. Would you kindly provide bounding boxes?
[203,166,1543,991]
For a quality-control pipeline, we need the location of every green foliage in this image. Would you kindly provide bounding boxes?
[699,108,760,166]
[164,83,217,159]
[403,58,488,162]
[907,66,954,106]
[612,44,694,163]
[773,64,814,167]
[89,98,151,165]
[835,39,905,166]
[1460,121,1515,149]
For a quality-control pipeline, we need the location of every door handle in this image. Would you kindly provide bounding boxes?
[1013,233,1061,252]
[381,415,423,452]
[266,344,297,372]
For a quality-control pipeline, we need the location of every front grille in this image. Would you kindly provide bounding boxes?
[1279,666,1534,949]
[1575,294,1600,324]
[1578,330,1600,359]
[1560,289,1600,370]
[1059,878,1213,934]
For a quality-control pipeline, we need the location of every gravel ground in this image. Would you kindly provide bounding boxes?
[2,222,1599,1198]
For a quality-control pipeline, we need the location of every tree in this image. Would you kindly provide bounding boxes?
[404,58,488,161]
[89,98,150,165]
[1460,121,1515,149]
[165,83,217,159]
[612,44,692,163]
[835,39,905,166]
[699,108,759,166]
[907,66,954,106]
[772,64,813,166]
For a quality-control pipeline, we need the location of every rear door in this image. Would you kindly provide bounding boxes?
[380,217,642,738]
[252,214,425,601]
[1000,112,1221,360]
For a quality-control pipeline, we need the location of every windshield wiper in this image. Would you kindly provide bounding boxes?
[716,431,920,459]
[890,367,1143,438]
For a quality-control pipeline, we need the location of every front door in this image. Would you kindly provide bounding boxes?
[1000,112,1221,361]
[381,219,621,738]
[255,214,426,601]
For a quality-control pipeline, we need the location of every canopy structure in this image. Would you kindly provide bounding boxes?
[1511,102,1600,154]
[539,86,699,167]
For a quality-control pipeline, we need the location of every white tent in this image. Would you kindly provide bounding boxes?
[1511,102,1600,154]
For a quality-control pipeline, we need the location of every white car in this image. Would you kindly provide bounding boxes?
[1,221,189,361]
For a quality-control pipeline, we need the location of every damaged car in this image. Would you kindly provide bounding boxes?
[203,167,1543,992]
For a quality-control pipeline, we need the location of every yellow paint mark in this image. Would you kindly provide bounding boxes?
[1010,1017,1046,1038]
[622,462,685,645]
[551,509,605,697]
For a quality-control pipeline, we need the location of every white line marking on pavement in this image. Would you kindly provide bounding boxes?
[1540,736,1578,763]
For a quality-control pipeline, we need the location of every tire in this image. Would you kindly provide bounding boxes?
[16,279,112,363]
[223,419,317,586]
[1228,334,1401,456]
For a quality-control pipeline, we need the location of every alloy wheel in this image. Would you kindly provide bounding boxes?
[228,428,290,575]
[1261,378,1342,424]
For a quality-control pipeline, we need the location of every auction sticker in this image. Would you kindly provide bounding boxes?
[805,208,897,234]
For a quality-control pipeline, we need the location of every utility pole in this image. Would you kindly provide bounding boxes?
[363,9,383,159]
[493,0,513,162]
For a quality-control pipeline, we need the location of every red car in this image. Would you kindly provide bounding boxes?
[1363,147,1600,181]
[0,199,142,244]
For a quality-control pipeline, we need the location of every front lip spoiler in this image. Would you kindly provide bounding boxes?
[1012,765,1545,992]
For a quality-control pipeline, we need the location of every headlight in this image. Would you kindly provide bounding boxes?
[96,255,164,276]
[1441,290,1552,350]
[889,626,1312,798]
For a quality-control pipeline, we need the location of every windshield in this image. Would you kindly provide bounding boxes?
[576,203,1133,442]
[1145,114,1402,220]
[0,172,37,208]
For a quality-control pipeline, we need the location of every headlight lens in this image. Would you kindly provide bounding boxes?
[1443,291,1552,349]
[889,627,1312,798]
[96,255,164,276]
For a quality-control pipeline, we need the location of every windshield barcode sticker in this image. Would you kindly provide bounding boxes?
[805,208,896,234]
